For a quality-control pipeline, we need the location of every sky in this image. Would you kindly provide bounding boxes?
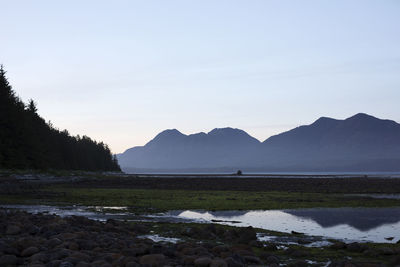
[1,0,400,153]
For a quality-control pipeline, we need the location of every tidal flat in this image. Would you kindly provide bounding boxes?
[1,172,400,266]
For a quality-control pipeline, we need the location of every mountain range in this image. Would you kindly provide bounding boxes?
[117,113,400,173]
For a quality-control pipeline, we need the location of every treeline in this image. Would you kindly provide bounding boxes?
[0,66,121,171]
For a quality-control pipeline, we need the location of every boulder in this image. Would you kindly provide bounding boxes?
[59,261,74,267]
[224,257,244,267]
[182,255,196,265]
[139,253,165,266]
[210,258,228,267]
[346,242,367,253]
[243,255,262,264]
[0,255,18,266]
[22,246,40,257]
[6,225,21,235]
[30,252,50,263]
[194,257,212,267]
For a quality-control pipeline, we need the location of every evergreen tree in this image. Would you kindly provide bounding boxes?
[0,66,121,171]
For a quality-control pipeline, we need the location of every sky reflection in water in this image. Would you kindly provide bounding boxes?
[177,208,400,243]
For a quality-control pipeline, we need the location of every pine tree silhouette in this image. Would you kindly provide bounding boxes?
[0,65,121,171]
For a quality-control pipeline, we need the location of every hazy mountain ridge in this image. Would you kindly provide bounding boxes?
[118,113,400,172]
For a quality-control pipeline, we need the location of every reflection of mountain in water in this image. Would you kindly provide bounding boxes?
[208,211,248,218]
[285,208,400,231]
[173,210,248,218]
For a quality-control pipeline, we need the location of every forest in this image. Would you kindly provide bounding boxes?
[0,66,121,171]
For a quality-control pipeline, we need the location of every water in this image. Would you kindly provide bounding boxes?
[174,208,400,243]
[2,205,399,243]
[132,172,400,178]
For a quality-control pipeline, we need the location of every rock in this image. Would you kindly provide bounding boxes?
[230,253,245,265]
[224,257,244,267]
[266,255,279,264]
[248,240,263,247]
[181,247,196,255]
[291,231,304,235]
[0,255,18,266]
[50,248,71,260]
[390,255,400,265]
[237,227,257,244]
[22,246,40,257]
[63,256,82,265]
[67,241,80,250]
[6,225,21,235]
[378,247,394,255]
[194,246,209,256]
[90,260,110,267]
[76,262,90,267]
[30,252,50,263]
[210,258,228,267]
[194,257,212,267]
[297,238,312,245]
[125,262,140,267]
[243,255,262,264]
[290,249,310,257]
[27,224,40,235]
[70,251,91,262]
[232,249,254,257]
[182,255,196,265]
[346,242,367,253]
[46,238,62,247]
[48,260,63,267]
[59,261,74,267]
[78,239,97,250]
[139,253,165,266]
[330,242,346,250]
[3,246,19,256]
[264,243,278,251]
[363,249,380,257]
[121,256,138,266]
[212,245,229,255]
[288,260,308,267]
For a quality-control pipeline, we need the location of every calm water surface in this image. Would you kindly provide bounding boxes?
[2,205,399,243]
[173,208,400,243]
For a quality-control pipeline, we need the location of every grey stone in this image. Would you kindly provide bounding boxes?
[0,255,18,266]
[21,246,39,257]
[194,257,212,267]
[6,225,21,235]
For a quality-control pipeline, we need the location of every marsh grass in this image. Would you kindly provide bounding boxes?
[2,185,400,212]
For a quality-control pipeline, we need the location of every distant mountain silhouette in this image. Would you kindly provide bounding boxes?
[118,114,400,173]
[118,127,260,170]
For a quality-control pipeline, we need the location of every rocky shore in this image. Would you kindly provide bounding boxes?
[1,210,400,266]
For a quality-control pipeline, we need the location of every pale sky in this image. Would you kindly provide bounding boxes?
[1,0,400,153]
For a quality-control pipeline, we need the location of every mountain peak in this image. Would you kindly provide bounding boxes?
[159,128,183,135]
[119,113,400,172]
[154,129,185,139]
[312,116,339,126]
[146,129,186,146]
[346,113,377,121]
[208,127,243,135]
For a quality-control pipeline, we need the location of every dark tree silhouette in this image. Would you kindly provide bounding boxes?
[0,65,121,171]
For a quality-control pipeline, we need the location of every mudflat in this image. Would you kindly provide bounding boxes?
[73,175,400,193]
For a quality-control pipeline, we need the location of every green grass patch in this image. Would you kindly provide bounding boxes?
[2,185,400,212]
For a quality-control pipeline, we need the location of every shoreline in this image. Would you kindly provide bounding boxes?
[1,209,400,266]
